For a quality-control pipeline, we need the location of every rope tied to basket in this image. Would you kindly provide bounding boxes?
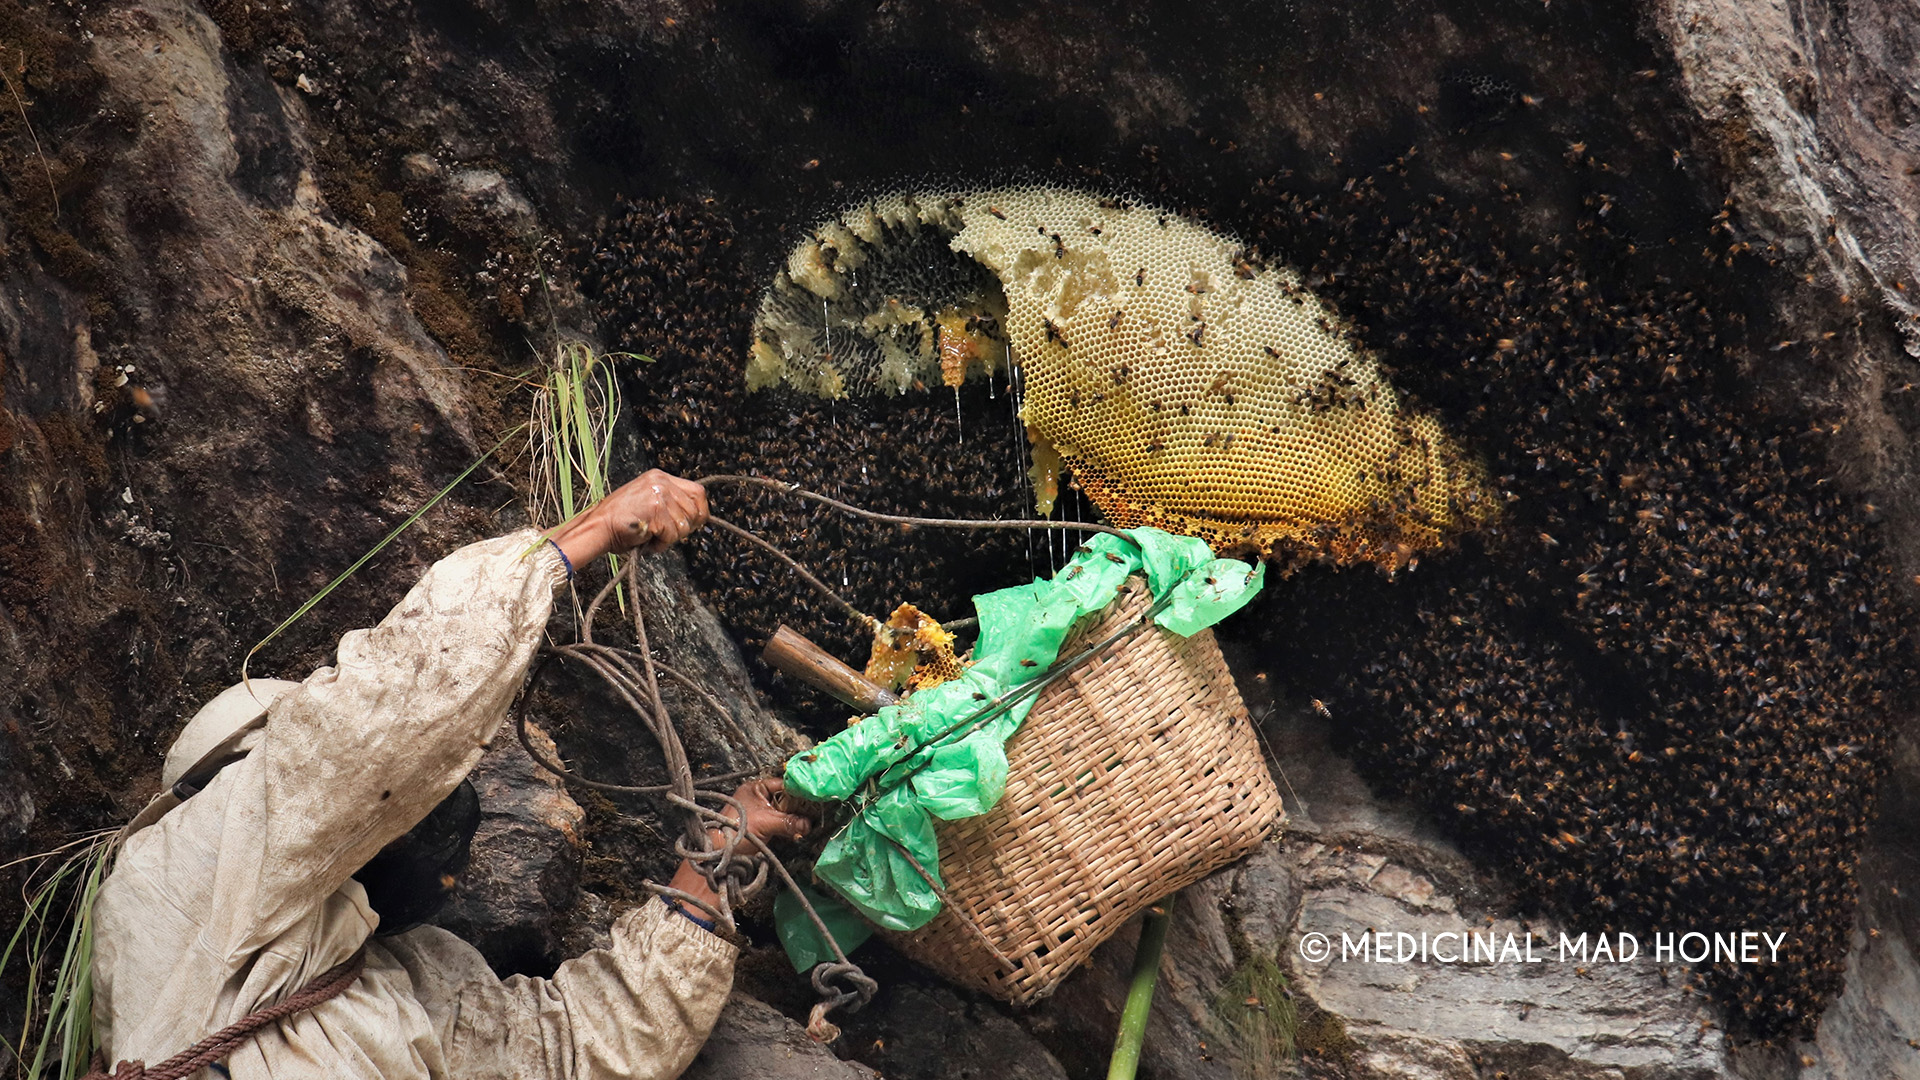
[518,480,1266,1024]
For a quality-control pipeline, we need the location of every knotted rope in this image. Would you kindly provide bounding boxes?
[515,557,878,1039]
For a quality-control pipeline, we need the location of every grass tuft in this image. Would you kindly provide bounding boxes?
[528,340,649,609]
[1212,954,1298,1074]
[2,831,117,1080]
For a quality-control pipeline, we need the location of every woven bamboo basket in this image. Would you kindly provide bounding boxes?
[883,576,1285,1005]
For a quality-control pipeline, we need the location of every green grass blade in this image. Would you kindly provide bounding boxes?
[6,835,112,1080]
[552,363,577,523]
[242,424,526,683]
[2,857,74,1065]
[568,359,602,502]
[58,841,109,1080]
[595,362,619,502]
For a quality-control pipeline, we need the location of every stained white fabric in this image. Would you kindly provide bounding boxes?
[91,530,736,1079]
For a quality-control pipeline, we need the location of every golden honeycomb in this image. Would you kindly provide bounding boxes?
[864,603,965,693]
[751,186,1496,566]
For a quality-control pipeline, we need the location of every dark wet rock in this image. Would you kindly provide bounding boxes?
[432,720,586,976]
[838,981,1069,1080]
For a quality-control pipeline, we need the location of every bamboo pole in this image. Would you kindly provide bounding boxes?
[1106,895,1176,1080]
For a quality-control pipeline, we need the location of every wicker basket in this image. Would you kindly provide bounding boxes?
[883,576,1285,1004]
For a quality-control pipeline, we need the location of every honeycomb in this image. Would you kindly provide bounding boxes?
[751,186,1495,566]
[749,193,1009,399]
[864,603,965,694]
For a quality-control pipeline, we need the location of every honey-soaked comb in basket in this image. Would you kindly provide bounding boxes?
[750,186,1496,567]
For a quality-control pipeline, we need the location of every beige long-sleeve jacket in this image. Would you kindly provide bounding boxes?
[92,530,736,1079]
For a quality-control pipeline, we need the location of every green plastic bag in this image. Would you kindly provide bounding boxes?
[776,529,1263,965]
[775,881,876,972]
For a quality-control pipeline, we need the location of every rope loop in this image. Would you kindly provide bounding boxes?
[806,961,879,1043]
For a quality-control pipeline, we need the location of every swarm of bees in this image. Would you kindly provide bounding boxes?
[581,165,1915,1039]
[578,198,1037,689]
[1245,173,1916,1040]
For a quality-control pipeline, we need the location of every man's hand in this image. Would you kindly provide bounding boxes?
[722,778,811,844]
[553,469,710,568]
[665,778,811,926]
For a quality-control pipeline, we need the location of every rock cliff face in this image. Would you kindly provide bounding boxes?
[5,0,1920,1077]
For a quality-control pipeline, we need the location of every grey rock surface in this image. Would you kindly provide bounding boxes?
[1294,844,1725,1079]
[1656,0,1920,357]
[1258,681,1731,1078]
[683,993,879,1080]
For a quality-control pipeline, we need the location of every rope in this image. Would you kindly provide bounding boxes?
[694,475,1118,629]
[83,947,366,1080]
[695,474,1126,539]
[518,558,876,1036]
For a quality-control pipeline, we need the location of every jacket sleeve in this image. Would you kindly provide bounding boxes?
[419,899,736,1080]
[186,528,567,957]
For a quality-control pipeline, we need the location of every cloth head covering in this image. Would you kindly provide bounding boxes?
[162,679,300,789]
[121,679,300,839]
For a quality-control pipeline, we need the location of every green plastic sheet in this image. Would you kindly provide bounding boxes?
[775,528,1263,971]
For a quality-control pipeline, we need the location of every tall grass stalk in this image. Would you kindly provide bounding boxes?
[2,832,116,1080]
[529,340,649,612]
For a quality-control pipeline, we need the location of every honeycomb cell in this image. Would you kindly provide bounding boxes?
[750,186,1496,566]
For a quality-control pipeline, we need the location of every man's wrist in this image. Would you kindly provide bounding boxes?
[663,895,718,932]
[553,512,612,569]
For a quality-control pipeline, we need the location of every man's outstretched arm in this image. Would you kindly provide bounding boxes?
[128,470,713,958]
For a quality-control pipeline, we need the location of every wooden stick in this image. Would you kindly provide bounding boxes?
[761,625,900,714]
